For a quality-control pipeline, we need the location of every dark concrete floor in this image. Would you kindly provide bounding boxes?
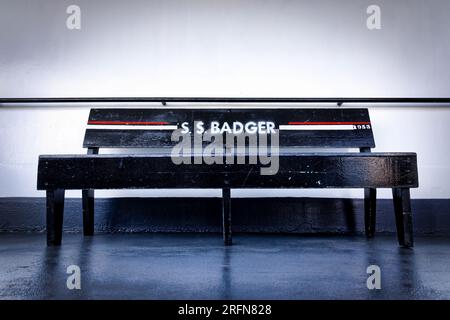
[0,233,449,300]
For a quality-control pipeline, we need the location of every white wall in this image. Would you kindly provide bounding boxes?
[0,0,449,199]
[2,0,450,97]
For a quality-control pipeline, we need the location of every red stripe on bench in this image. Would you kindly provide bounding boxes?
[88,121,170,125]
[287,121,371,125]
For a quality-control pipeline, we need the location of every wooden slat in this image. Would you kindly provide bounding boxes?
[37,153,417,190]
[83,108,375,149]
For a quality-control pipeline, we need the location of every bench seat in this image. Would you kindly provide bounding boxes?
[38,153,417,190]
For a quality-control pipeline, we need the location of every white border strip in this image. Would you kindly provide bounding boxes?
[87,125,178,130]
[279,125,355,130]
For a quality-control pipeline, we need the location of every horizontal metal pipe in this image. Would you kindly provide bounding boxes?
[1,97,450,105]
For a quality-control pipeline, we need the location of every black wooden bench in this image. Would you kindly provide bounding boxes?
[37,108,418,247]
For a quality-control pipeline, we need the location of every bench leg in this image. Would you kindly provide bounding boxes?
[46,189,65,246]
[222,188,232,246]
[364,188,377,238]
[392,188,414,247]
[82,189,95,236]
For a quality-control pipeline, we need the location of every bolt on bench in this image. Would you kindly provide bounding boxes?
[37,108,418,247]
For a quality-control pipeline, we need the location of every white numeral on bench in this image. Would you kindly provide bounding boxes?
[353,124,371,130]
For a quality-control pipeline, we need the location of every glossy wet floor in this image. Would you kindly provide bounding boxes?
[1,233,449,299]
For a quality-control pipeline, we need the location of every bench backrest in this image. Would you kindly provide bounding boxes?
[83,108,375,150]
